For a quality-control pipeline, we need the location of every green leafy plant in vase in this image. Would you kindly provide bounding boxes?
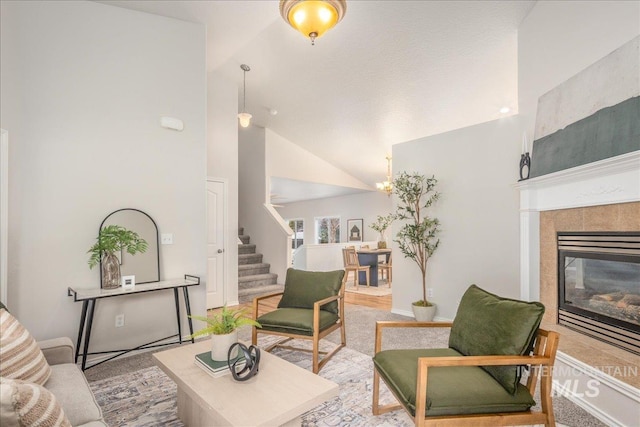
[369,214,395,249]
[189,306,261,361]
[392,172,441,321]
[88,225,148,289]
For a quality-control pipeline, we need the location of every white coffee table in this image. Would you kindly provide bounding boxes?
[153,340,339,426]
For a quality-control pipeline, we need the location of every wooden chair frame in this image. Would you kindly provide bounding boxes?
[378,254,392,287]
[342,247,370,288]
[372,321,560,427]
[252,286,346,374]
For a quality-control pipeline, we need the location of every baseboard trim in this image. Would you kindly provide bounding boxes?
[390,308,414,318]
[552,351,640,427]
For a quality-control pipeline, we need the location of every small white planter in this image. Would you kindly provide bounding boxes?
[412,304,437,321]
[210,330,238,362]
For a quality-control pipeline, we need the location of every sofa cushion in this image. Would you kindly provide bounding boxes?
[277,269,345,314]
[373,348,535,417]
[46,364,103,427]
[448,285,545,394]
[257,308,340,336]
[0,377,72,427]
[0,309,52,385]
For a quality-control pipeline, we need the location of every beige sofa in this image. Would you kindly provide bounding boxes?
[37,337,106,427]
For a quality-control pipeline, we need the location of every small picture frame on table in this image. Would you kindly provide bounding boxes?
[122,275,135,290]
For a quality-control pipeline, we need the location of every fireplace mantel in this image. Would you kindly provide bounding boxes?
[516,150,640,301]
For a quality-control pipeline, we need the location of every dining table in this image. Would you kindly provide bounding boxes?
[356,248,391,286]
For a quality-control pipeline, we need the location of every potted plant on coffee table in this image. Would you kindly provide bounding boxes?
[392,172,441,321]
[88,225,148,289]
[189,306,261,361]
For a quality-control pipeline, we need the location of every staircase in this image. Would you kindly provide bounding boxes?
[238,227,284,303]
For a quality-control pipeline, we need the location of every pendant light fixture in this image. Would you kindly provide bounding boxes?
[279,0,347,45]
[238,64,252,128]
[376,156,393,197]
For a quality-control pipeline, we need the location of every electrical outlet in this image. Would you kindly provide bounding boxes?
[115,314,125,328]
[161,233,173,245]
[427,288,434,298]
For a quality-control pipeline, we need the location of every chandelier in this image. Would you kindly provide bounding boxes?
[238,64,252,128]
[279,0,347,45]
[376,156,393,196]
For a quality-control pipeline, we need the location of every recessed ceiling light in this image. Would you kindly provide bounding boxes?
[269,109,278,116]
[499,107,511,114]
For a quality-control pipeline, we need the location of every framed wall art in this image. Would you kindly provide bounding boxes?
[347,219,364,242]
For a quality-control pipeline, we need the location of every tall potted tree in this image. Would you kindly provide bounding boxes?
[393,172,441,321]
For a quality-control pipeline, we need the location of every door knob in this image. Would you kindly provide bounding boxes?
[217,249,224,253]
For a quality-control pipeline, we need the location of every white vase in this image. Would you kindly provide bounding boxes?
[210,330,238,362]
[377,231,387,249]
[412,304,437,321]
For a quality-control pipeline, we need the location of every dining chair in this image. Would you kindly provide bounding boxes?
[378,253,392,287]
[342,247,370,288]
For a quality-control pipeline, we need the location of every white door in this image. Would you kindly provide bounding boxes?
[206,180,225,309]
[0,129,7,306]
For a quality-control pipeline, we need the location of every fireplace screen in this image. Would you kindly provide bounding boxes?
[558,232,640,354]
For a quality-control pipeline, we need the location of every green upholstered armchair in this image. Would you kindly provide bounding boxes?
[252,268,346,374]
[372,285,560,427]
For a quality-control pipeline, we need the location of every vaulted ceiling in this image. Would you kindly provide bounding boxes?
[100,0,535,190]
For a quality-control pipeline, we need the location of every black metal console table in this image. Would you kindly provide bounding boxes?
[68,274,200,371]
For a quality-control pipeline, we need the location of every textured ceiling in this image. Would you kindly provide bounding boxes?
[99,0,535,191]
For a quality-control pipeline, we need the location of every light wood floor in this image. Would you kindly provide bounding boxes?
[211,289,391,317]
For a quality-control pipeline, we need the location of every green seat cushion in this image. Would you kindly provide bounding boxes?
[449,285,545,394]
[373,348,535,417]
[257,308,340,336]
[277,268,345,314]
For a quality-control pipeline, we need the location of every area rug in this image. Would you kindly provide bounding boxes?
[89,339,412,427]
[345,285,392,296]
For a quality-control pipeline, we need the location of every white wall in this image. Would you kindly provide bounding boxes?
[240,127,378,282]
[518,1,640,139]
[392,116,524,320]
[277,191,392,245]
[0,1,207,352]
[239,127,291,283]
[266,129,371,190]
[207,72,239,304]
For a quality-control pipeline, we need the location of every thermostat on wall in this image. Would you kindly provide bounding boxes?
[160,116,184,131]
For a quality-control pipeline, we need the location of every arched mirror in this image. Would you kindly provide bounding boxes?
[100,208,160,286]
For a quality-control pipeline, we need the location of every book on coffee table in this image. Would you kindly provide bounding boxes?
[194,351,245,378]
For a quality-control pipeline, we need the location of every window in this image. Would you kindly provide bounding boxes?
[315,216,340,244]
[288,219,304,250]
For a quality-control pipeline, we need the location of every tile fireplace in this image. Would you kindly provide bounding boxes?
[557,232,640,355]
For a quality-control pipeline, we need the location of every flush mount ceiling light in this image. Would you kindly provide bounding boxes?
[238,64,252,128]
[376,156,393,197]
[279,0,347,45]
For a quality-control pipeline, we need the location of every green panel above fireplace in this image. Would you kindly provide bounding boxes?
[530,96,639,178]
